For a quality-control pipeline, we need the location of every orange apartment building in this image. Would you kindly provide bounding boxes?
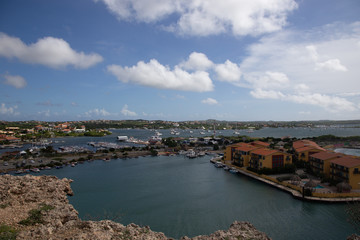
[249,148,292,170]
[293,140,325,162]
[330,156,360,190]
[309,151,343,176]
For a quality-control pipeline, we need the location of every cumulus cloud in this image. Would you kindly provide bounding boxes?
[306,45,348,72]
[238,22,360,113]
[245,71,289,90]
[240,22,359,94]
[84,108,110,117]
[179,52,213,71]
[107,59,214,92]
[96,0,298,36]
[201,97,218,105]
[250,89,356,113]
[0,33,103,69]
[214,60,241,83]
[0,103,19,115]
[3,73,27,88]
[316,59,348,72]
[121,104,137,116]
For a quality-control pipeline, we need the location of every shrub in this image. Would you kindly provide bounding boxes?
[0,224,18,240]
[19,204,54,226]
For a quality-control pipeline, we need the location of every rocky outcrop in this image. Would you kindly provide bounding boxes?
[0,175,270,240]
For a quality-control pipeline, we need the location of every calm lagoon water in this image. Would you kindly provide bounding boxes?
[39,155,357,239]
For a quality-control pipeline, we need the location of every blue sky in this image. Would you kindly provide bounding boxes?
[1,0,360,121]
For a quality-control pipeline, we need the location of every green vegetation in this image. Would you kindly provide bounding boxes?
[311,134,360,142]
[0,203,9,209]
[19,204,54,226]
[162,138,178,147]
[0,225,18,240]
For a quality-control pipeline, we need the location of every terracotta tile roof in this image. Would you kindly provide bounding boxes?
[251,148,279,156]
[331,156,360,168]
[310,151,343,160]
[230,142,250,148]
[235,145,259,152]
[251,141,270,147]
[293,140,321,150]
[295,146,323,153]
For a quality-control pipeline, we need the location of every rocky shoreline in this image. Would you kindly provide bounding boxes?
[0,174,271,240]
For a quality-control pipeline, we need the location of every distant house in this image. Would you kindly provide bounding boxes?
[330,156,360,190]
[62,129,72,133]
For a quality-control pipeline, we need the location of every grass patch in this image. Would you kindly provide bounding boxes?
[0,224,18,240]
[0,203,9,209]
[19,204,54,226]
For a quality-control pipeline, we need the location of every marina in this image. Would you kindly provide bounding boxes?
[33,154,357,240]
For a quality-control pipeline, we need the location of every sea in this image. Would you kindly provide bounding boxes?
[5,126,360,239]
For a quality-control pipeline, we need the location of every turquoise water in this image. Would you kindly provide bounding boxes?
[37,155,357,239]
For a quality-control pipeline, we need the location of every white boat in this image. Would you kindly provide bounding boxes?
[186,149,197,158]
[117,136,128,141]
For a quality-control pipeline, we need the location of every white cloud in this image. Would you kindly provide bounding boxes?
[250,89,356,113]
[3,73,27,88]
[0,33,103,69]
[85,108,110,117]
[238,22,360,114]
[316,59,348,72]
[250,88,285,99]
[245,71,289,90]
[107,59,214,92]
[306,45,348,72]
[96,0,298,36]
[121,104,137,116]
[214,60,241,83]
[201,97,218,105]
[179,52,213,71]
[240,22,359,94]
[37,110,51,117]
[0,103,19,115]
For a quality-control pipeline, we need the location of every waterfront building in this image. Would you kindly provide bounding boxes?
[249,148,292,170]
[293,140,325,162]
[330,156,360,190]
[309,151,343,176]
[224,143,248,162]
[232,144,260,167]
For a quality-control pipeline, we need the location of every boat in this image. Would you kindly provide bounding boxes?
[214,162,224,168]
[30,168,40,173]
[117,136,128,141]
[210,155,223,163]
[229,168,239,174]
[186,149,197,158]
